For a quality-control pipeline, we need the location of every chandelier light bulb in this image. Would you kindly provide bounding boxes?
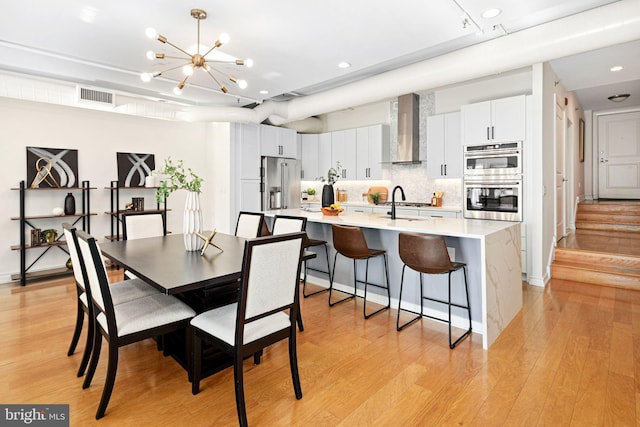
[238,79,248,89]
[182,65,194,76]
[146,50,155,61]
[173,86,183,95]
[245,58,254,68]
[219,33,230,44]
[140,72,151,82]
[145,27,157,39]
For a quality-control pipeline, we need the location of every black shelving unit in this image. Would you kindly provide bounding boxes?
[11,180,95,286]
[105,180,168,241]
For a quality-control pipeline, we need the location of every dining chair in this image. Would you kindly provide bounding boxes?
[121,212,166,280]
[191,232,305,427]
[272,215,308,331]
[235,211,264,239]
[76,230,196,419]
[62,223,160,378]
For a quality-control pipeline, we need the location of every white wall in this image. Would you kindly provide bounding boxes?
[0,97,212,283]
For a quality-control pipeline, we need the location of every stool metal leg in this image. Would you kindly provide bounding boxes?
[448,267,472,349]
[328,252,355,307]
[396,265,422,330]
[364,254,390,319]
[303,243,331,298]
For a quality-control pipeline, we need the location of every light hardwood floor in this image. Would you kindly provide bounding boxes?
[1,271,638,426]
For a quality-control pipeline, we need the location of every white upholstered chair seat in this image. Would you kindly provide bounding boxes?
[110,278,159,305]
[97,293,195,337]
[190,303,290,346]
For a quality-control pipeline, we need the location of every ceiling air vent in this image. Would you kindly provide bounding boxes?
[76,86,115,107]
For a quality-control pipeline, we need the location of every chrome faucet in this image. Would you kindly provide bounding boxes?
[390,185,406,220]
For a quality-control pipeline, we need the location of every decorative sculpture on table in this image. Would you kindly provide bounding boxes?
[27,147,78,188]
[196,229,223,256]
[155,158,204,251]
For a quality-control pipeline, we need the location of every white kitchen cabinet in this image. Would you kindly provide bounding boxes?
[346,205,373,213]
[426,112,461,179]
[461,95,525,145]
[318,132,332,180]
[419,209,459,218]
[234,123,261,180]
[331,129,357,180]
[261,125,298,158]
[300,133,319,181]
[238,179,262,212]
[356,124,390,180]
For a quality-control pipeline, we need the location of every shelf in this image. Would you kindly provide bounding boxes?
[11,267,73,282]
[11,186,97,191]
[11,241,67,251]
[105,186,161,190]
[104,209,171,215]
[11,213,97,220]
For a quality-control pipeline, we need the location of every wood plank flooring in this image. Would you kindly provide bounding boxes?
[2,272,640,426]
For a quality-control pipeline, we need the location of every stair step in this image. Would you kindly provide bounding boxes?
[576,212,640,225]
[551,263,640,290]
[578,203,640,216]
[575,222,640,233]
[554,248,640,271]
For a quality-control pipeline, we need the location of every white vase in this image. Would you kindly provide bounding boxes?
[183,191,203,251]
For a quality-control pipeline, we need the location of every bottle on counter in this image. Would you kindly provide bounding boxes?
[431,192,437,206]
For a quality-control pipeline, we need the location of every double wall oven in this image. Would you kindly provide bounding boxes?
[463,141,523,222]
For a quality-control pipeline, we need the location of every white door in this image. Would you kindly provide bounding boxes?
[598,111,640,199]
[555,100,566,241]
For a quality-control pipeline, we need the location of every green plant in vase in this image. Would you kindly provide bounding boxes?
[155,158,203,203]
[317,162,342,207]
[370,192,381,205]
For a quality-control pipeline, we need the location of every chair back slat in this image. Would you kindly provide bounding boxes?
[62,224,86,291]
[272,215,307,235]
[76,232,113,316]
[123,213,165,240]
[240,233,304,322]
[235,212,264,239]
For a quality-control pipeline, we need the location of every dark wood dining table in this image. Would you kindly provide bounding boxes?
[99,232,246,295]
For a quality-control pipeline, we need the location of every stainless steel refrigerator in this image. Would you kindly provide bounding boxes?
[260,157,301,210]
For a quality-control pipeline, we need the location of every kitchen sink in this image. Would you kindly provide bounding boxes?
[375,214,426,222]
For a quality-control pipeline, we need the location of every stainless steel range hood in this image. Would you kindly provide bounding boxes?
[395,93,421,164]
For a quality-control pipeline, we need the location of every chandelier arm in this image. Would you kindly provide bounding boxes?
[160,55,193,61]
[205,68,230,92]
[161,39,193,58]
[201,44,219,59]
[205,66,233,81]
[154,62,193,77]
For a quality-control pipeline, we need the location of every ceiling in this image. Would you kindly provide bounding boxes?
[0,0,637,112]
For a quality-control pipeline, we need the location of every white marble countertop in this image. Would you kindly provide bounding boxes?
[300,200,462,213]
[265,208,518,239]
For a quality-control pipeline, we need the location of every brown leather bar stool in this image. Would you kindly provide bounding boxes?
[329,224,390,319]
[302,234,332,297]
[396,232,472,349]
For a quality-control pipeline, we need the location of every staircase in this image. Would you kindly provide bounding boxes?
[551,201,640,290]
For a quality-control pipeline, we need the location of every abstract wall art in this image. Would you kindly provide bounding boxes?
[27,147,79,188]
[117,152,155,187]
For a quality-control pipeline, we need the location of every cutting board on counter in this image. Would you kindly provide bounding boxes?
[363,186,388,204]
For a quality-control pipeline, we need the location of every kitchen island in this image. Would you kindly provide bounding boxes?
[264,209,521,349]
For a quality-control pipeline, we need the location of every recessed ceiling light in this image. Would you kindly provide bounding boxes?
[608,94,630,102]
[338,62,351,69]
[610,65,624,72]
[481,8,501,19]
[259,90,269,95]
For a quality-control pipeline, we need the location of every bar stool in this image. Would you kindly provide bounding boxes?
[329,224,390,319]
[302,235,332,297]
[396,232,472,349]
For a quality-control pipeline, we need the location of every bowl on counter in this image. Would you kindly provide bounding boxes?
[321,207,344,216]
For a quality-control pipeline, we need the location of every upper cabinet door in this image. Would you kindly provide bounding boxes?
[443,112,462,178]
[300,133,319,181]
[426,114,446,179]
[461,95,525,144]
[356,127,370,180]
[356,125,388,180]
[318,133,332,181]
[331,129,357,180]
[427,112,461,179]
[260,125,298,158]
[236,123,261,180]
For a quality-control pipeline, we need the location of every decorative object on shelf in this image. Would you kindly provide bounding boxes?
[52,207,64,216]
[196,229,223,256]
[117,152,155,187]
[155,158,204,251]
[370,192,381,205]
[124,202,134,211]
[321,204,344,216]
[132,197,145,211]
[318,162,342,208]
[145,175,156,188]
[41,229,58,244]
[66,257,73,269]
[30,229,41,247]
[27,147,78,188]
[141,8,253,97]
[306,187,316,200]
[64,192,76,215]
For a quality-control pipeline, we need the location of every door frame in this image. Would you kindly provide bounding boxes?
[554,95,567,242]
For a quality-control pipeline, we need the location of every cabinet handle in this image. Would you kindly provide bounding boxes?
[342,170,346,178]
[491,126,495,140]
[301,170,304,179]
[444,164,447,176]
[440,164,443,176]
[486,127,490,140]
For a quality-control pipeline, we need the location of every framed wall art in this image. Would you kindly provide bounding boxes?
[117,152,155,187]
[27,146,79,188]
